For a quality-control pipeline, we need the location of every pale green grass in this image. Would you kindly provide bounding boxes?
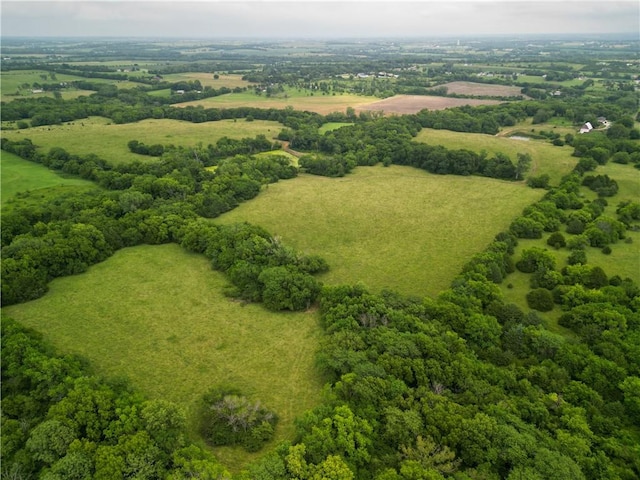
[175,89,380,115]
[216,165,544,298]
[2,117,284,165]
[415,128,578,185]
[254,149,299,166]
[1,150,96,207]
[318,122,354,134]
[3,243,324,471]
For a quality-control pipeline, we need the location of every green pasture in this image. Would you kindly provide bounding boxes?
[217,164,543,299]
[2,117,284,165]
[0,69,142,102]
[2,243,325,470]
[415,127,578,185]
[1,150,96,207]
[175,88,380,115]
[318,122,354,134]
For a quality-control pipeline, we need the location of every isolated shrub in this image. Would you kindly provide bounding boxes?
[602,245,612,255]
[566,234,589,250]
[582,174,619,197]
[516,247,556,273]
[527,174,551,189]
[567,250,587,266]
[526,288,554,312]
[510,216,544,239]
[566,218,586,235]
[585,266,609,289]
[199,387,277,452]
[547,232,566,249]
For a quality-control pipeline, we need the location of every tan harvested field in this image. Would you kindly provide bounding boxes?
[432,81,525,97]
[360,95,503,114]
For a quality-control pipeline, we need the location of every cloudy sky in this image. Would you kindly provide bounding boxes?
[2,0,638,38]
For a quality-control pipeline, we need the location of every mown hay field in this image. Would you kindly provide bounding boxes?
[217,165,544,298]
[2,243,325,470]
[2,117,284,164]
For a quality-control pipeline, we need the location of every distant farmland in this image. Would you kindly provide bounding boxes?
[2,117,284,164]
[430,81,526,97]
[359,95,503,114]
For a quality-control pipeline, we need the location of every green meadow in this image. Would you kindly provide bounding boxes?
[2,117,285,164]
[415,127,578,184]
[217,165,543,299]
[1,151,96,207]
[2,243,325,470]
[175,89,380,115]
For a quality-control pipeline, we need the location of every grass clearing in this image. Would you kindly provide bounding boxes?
[2,117,284,165]
[2,243,325,471]
[1,150,96,207]
[415,128,578,185]
[217,165,543,298]
[319,122,354,134]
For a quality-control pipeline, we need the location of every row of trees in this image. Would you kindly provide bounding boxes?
[1,137,316,309]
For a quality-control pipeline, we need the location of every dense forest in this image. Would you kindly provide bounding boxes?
[1,36,639,479]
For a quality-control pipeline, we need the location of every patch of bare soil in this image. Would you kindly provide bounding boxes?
[358,95,502,115]
[434,81,525,97]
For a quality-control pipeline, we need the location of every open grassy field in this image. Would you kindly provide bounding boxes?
[2,117,284,165]
[415,127,578,185]
[1,150,96,207]
[216,165,543,298]
[2,243,325,470]
[175,89,380,115]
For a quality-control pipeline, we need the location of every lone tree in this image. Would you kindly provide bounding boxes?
[199,387,277,452]
[515,153,532,180]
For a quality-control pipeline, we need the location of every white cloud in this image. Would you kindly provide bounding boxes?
[2,1,638,37]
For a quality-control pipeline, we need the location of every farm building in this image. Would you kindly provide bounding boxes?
[579,122,593,134]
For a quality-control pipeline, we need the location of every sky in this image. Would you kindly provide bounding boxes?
[1,0,638,39]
